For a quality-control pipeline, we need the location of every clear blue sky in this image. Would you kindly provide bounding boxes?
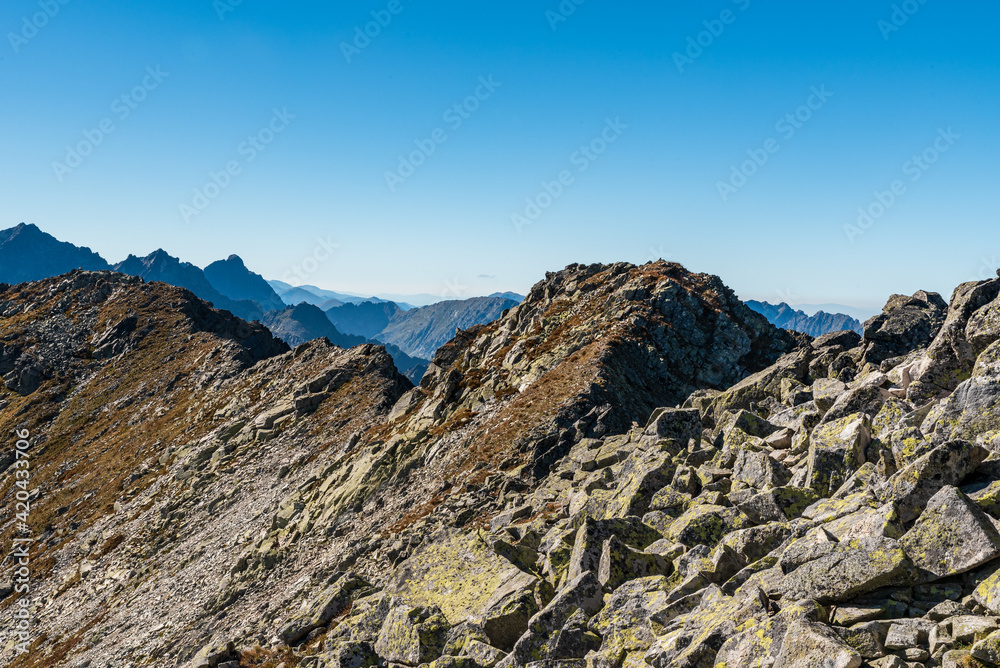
[2,1,997,310]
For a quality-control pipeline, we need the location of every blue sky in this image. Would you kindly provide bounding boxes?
[2,1,997,310]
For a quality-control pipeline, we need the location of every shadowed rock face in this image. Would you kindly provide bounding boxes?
[114,249,268,323]
[204,254,286,312]
[0,222,110,284]
[860,290,948,366]
[14,262,1000,668]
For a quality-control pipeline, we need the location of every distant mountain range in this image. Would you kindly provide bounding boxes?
[261,303,429,380]
[368,296,520,360]
[781,302,880,322]
[0,223,524,381]
[746,300,863,337]
[268,280,416,310]
[278,285,522,361]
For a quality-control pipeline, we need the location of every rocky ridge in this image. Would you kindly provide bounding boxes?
[5,263,1000,668]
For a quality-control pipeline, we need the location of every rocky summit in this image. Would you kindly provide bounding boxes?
[4,263,1000,668]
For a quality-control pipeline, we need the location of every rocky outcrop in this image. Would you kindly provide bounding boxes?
[9,262,1000,668]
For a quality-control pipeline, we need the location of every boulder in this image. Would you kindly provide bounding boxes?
[972,629,1000,665]
[387,529,529,625]
[860,290,948,367]
[316,640,379,668]
[507,571,604,667]
[908,279,1000,402]
[878,439,988,522]
[644,585,771,668]
[805,413,871,497]
[733,446,791,490]
[479,570,543,651]
[922,359,1000,446]
[579,449,675,519]
[662,504,750,548]
[587,576,671,656]
[900,485,1000,579]
[462,639,507,668]
[278,573,369,645]
[714,598,828,667]
[736,487,818,524]
[597,535,670,589]
[192,641,237,668]
[770,536,914,603]
[813,378,847,411]
[771,620,862,668]
[642,407,702,447]
[565,516,661,585]
[375,604,450,665]
[326,593,393,643]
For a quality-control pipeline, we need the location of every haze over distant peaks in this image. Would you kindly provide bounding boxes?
[205,254,285,312]
[746,300,863,337]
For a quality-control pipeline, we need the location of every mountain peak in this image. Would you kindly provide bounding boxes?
[0,222,110,283]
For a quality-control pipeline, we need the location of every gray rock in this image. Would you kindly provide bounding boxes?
[316,641,379,668]
[479,570,541,652]
[771,536,914,604]
[860,290,948,367]
[771,620,862,668]
[507,572,604,667]
[587,576,671,656]
[805,413,871,497]
[878,439,989,522]
[597,535,670,589]
[900,485,1000,579]
[375,604,450,665]
[733,446,791,490]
